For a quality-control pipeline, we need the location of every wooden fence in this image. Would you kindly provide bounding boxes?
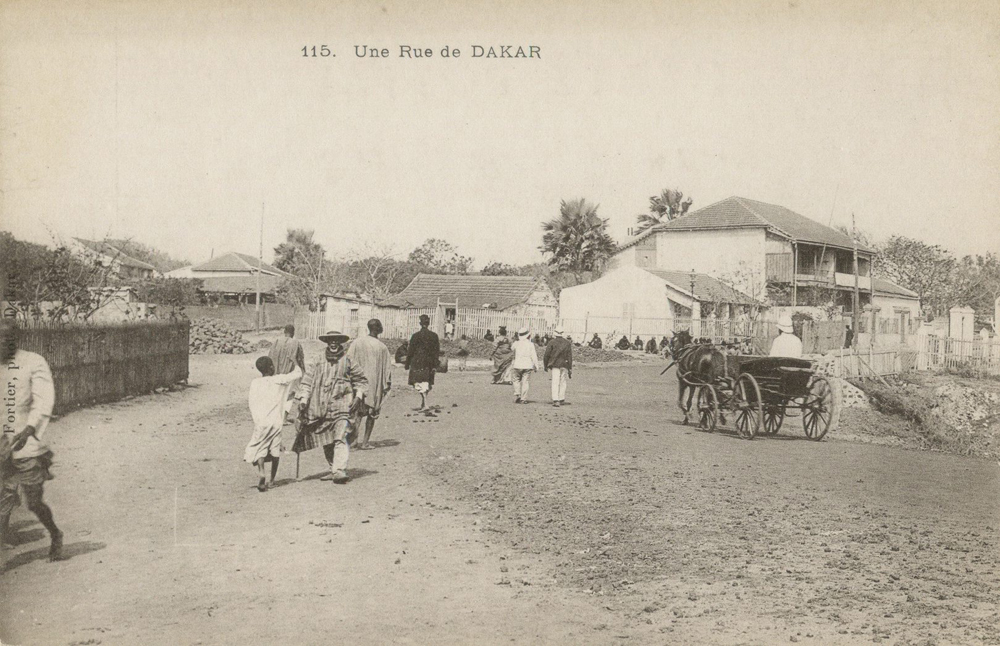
[296,305,552,341]
[919,335,1000,377]
[16,321,190,414]
[824,347,920,380]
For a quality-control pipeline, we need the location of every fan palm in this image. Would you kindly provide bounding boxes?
[635,188,693,234]
[540,198,616,277]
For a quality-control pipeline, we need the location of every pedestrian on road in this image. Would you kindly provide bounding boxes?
[394,341,408,365]
[588,334,603,349]
[245,357,302,491]
[510,327,539,404]
[268,324,305,375]
[347,319,393,450]
[405,314,440,411]
[543,327,573,407]
[294,330,368,484]
[491,326,514,385]
[0,320,63,561]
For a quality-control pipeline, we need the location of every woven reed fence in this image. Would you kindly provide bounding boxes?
[16,321,190,414]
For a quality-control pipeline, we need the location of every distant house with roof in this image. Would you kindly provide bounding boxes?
[71,238,159,280]
[611,196,901,313]
[169,251,293,303]
[383,274,558,323]
[559,265,756,341]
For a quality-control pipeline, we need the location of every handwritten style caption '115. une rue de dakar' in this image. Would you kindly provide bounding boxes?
[301,44,541,59]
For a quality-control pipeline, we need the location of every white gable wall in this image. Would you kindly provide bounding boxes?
[560,265,675,321]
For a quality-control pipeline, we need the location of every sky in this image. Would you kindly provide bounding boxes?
[2,0,998,269]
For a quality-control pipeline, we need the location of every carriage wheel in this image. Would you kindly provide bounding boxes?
[762,405,784,435]
[733,374,763,440]
[697,386,719,432]
[802,376,840,441]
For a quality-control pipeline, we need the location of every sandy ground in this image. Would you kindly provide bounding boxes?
[2,355,999,645]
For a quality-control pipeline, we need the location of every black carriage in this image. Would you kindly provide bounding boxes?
[685,356,840,441]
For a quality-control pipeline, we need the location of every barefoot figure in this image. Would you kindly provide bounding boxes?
[244,356,301,492]
[347,319,392,450]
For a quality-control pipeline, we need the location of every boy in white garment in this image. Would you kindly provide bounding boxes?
[245,356,302,492]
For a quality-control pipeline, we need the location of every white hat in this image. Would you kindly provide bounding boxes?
[518,326,529,336]
[777,313,794,334]
[554,327,565,336]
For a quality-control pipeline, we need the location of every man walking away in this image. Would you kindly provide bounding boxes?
[245,357,302,491]
[510,327,539,404]
[543,327,573,407]
[347,319,392,450]
[0,320,63,561]
[405,314,440,411]
[294,330,368,484]
[269,324,305,374]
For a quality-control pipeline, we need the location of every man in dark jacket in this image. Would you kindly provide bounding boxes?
[543,327,573,407]
[405,314,440,411]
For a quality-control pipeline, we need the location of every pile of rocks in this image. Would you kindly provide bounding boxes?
[929,382,1000,434]
[189,318,260,354]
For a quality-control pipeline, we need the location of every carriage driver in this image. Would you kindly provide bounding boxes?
[769,313,803,359]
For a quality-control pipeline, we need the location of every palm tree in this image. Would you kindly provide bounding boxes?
[540,198,616,278]
[635,188,693,234]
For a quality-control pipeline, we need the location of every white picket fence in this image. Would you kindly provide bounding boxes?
[918,335,1000,377]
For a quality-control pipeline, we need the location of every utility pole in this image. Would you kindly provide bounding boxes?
[256,202,264,332]
[851,213,860,348]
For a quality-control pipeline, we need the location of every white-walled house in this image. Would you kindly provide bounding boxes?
[609,196,879,314]
[559,265,755,341]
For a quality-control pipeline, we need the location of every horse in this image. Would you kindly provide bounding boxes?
[665,330,741,425]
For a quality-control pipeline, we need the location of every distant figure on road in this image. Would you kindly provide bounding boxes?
[769,314,803,359]
[588,334,603,349]
[294,330,367,484]
[491,326,514,385]
[444,318,455,340]
[406,314,440,411]
[0,320,63,561]
[645,338,658,354]
[543,327,573,407]
[245,356,301,491]
[511,327,539,404]
[632,336,643,351]
[455,334,470,372]
[347,319,393,450]
[844,323,854,349]
[269,324,305,375]
[616,335,631,350]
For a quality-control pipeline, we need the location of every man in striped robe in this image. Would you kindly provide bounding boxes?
[293,331,368,484]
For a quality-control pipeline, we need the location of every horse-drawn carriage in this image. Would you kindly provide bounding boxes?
[668,334,840,440]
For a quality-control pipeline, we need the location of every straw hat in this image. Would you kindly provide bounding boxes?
[518,326,529,336]
[777,314,794,334]
[318,330,350,344]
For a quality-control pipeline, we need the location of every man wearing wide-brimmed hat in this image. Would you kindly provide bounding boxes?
[769,313,803,359]
[510,327,539,404]
[294,330,368,484]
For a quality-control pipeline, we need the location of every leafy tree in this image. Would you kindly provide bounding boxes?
[1,233,122,322]
[949,253,1000,327]
[128,277,203,307]
[878,235,956,317]
[480,262,523,276]
[635,188,693,234]
[407,239,474,274]
[540,198,616,279]
[272,229,335,310]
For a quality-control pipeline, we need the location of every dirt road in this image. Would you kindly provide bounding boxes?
[2,356,999,645]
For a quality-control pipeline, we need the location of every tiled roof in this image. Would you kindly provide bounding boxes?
[872,277,918,299]
[619,197,874,253]
[383,274,549,310]
[73,238,157,271]
[644,269,756,305]
[198,274,283,294]
[191,252,290,277]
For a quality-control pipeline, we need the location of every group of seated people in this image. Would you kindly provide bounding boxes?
[609,335,671,354]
